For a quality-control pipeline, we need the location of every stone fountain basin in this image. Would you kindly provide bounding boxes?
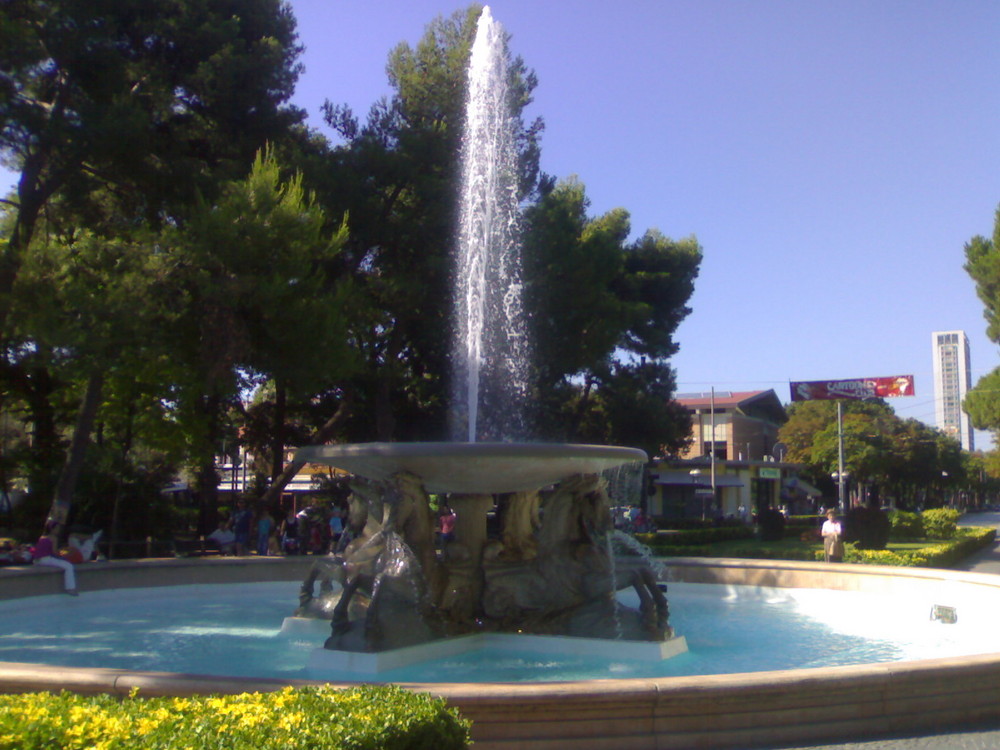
[293,442,648,494]
[5,557,1000,749]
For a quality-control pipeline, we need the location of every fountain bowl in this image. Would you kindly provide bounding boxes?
[5,557,1000,750]
[293,441,647,494]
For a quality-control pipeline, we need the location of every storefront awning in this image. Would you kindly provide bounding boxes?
[784,477,822,497]
[652,472,745,489]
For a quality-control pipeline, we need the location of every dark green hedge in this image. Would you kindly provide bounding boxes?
[637,525,755,549]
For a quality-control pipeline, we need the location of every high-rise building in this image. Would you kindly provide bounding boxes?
[932,330,974,451]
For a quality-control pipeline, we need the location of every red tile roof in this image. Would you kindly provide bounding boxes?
[675,390,771,409]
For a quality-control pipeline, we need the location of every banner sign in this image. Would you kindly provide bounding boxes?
[790,375,914,402]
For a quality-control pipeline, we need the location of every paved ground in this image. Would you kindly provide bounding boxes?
[760,512,1000,750]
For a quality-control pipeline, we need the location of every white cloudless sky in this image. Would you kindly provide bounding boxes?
[5,1,1000,445]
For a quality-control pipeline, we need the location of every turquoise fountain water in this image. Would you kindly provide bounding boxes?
[1,580,994,683]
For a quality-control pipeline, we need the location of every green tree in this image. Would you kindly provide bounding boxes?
[0,0,304,333]
[316,5,543,442]
[523,178,701,455]
[780,399,965,508]
[6,207,179,527]
[160,148,351,531]
[0,0,306,529]
[963,205,1000,438]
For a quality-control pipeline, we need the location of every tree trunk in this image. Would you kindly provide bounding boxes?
[0,151,65,337]
[109,399,136,558]
[48,371,105,526]
[195,393,222,535]
[569,374,596,438]
[20,366,61,506]
[270,379,286,481]
[259,396,352,509]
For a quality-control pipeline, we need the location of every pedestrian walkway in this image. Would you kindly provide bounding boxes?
[762,512,1000,750]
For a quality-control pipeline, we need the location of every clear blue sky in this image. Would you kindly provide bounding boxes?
[5,1,1000,446]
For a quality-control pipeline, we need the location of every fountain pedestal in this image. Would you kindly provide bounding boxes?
[294,442,683,660]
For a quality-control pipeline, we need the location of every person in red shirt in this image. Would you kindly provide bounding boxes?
[439,505,457,544]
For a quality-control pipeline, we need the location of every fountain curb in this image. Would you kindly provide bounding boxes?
[3,556,1000,749]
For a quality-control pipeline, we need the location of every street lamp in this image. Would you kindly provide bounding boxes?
[690,469,710,521]
[831,471,849,513]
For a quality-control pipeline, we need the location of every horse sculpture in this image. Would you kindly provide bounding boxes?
[297,470,671,652]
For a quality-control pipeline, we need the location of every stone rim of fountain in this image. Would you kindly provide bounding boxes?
[293,441,648,494]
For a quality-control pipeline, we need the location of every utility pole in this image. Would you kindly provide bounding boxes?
[710,386,717,518]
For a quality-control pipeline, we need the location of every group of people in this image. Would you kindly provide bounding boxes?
[0,540,33,566]
[207,500,349,557]
[18,500,849,597]
[613,504,653,533]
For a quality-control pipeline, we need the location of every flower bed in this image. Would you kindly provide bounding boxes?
[0,685,470,750]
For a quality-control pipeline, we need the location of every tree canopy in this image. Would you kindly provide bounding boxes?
[0,0,304,333]
[964,205,1000,438]
[779,399,968,508]
[0,3,702,540]
[522,178,700,456]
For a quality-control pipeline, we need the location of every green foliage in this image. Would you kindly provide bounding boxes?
[778,399,966,509]
[523,179,701,455]
[888,510,924,540]
[639,525,755,550]
[963,207,1000,344]
[841,528,995,567]
[844,506,890,550]
[964,368,1000,433]
[0,685,471,750]
[657,527,996,568]
[921,508,961,540]
[0,0,305,323]
[0,0,309,532]
[962,206,1000,432]
[170,146,353,396]
[314,6,544,442]
[757,507,786,542]
[839,546,929,567]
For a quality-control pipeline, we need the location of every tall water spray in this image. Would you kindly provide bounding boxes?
[452,7,530,442]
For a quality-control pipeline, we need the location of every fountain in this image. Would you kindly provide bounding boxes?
[451,5,530,444]
[292,443,680,668]
[8,8,1000,749]
[291,7,682,666]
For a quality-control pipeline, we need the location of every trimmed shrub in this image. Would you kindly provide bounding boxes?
[757,508,786,542]
[638,525,755,551]
[785,515,822,534]
[0,685,471,750]
[844,506,890,550]
[922,508,960,540]
[887,510,924,540]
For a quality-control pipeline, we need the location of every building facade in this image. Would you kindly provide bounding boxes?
[645,390,819,521]
[932,330,974,451]
[675,390,787,462]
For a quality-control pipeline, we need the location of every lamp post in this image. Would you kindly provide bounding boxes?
[837,401,847,511]
[690,468,710,521]
[831,471,849,512]
[710,387,717,519]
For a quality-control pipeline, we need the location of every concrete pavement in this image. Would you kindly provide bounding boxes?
[761,512,1000,750]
